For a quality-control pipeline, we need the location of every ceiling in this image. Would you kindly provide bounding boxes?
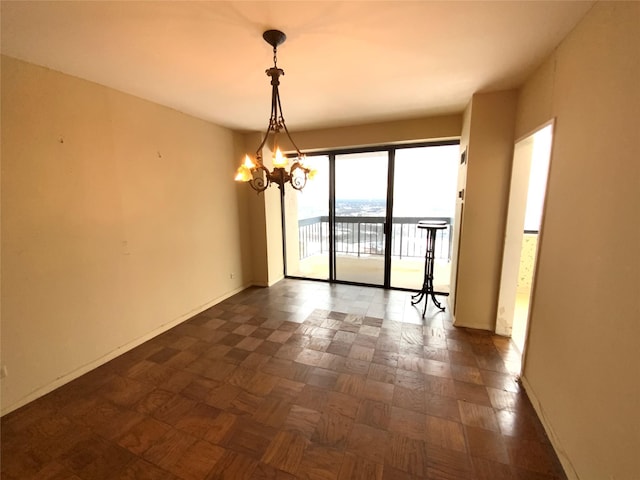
[1,1,594,132]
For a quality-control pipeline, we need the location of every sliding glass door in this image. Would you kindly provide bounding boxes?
[284,155,329,280]
[390,145,459,290]
[284,142,459,291]
[334,152,388,285]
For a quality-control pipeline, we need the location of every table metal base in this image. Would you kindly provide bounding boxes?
[411,222,450,317]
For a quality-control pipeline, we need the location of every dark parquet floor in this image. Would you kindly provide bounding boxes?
[1,279,566,479]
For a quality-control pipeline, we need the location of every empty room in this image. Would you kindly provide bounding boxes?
[1,2,638,479]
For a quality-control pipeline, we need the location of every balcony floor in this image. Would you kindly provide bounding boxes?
[290,254,452,292]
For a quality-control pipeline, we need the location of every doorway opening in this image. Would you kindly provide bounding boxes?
[283,142,459,293]
[496,123,553,355]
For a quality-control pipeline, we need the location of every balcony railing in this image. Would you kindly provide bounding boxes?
[298,216,453,261]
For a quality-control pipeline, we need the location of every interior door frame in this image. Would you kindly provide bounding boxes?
[496,119,555,369]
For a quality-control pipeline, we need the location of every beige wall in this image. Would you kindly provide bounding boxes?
[242,132,271,286]
[280,114,462,152]
[264,185,285,286]
[515,2,640,479]
[0,56,252,414]
[453,90,518,330]
[239,139,287,287]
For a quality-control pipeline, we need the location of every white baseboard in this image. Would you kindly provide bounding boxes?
[521,376,580,480]
[1,284,251,416]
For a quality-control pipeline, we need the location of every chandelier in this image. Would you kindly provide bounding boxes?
[235,29,313,193]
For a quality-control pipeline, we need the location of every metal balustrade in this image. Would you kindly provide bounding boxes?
[298,216,453,260]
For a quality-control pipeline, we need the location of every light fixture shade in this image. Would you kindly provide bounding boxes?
[273,148,287,168]
[242,154,255,169]
[234,30,310,193]
[234,165,251,182]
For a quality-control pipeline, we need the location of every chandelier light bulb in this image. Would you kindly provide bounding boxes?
[243,154,255,169]
[273,148,287,168]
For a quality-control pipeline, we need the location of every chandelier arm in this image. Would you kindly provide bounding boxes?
[255,83,278,159]
[275,92,304,157]
[255,120,274,159]
[281,120,304,158]
[288,162,308,190]
[248,164,271,193]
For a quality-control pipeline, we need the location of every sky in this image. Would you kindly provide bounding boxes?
[297,144,459,219]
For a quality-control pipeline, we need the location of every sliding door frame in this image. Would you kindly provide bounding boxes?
[283,139,460,290]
